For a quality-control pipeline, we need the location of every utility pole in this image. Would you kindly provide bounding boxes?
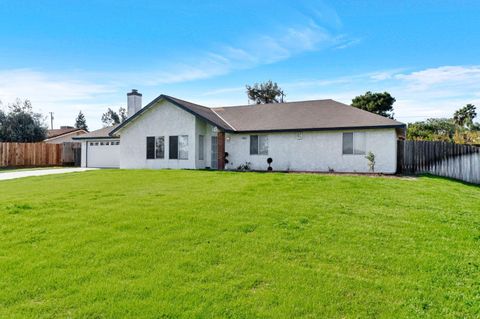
[49,112,54,130]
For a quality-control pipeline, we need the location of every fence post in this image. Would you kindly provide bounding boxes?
[397,140,404,174]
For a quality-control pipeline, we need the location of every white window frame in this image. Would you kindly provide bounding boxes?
[250,135,268,155]
[178,135,189,160]
[342,132,366,155]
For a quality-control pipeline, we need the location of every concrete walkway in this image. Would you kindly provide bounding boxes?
[0,168,96,181]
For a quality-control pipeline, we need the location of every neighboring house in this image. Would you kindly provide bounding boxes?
[45,126,87,144]
[75,90,406,173]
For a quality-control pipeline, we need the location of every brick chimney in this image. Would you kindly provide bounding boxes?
[127,89,142,117]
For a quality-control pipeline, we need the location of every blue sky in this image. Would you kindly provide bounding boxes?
[1,0,480,129]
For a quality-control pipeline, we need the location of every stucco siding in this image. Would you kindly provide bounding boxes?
[224,129,398,173]
[119,100,197,169]
[195,119,207,169]
[80,141,87,167]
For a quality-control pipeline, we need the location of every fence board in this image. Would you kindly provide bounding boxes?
[0,142,67,167]
[398,140,480,184]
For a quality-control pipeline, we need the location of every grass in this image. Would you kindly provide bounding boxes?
[0,170,479,318]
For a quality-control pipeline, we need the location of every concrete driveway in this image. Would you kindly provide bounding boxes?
[0,168,96,181]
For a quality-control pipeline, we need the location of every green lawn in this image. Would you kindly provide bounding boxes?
[0,170,479,318]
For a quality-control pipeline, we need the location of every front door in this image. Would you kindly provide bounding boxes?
[211,136,218,169]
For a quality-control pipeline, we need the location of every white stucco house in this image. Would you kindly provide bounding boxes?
[74,90,405,173]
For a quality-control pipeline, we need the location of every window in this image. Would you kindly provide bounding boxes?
[146,137,155,159]
[155,136,165,159]
[169,135,189,160]
[146,136,164,159]
[178,135,188,160]
[250,135,268,155]
[169,136,178,159]
[198,135,205,160]
[90,142,94,146]
[343,132,366,155]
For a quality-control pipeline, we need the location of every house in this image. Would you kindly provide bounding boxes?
[45,126,87,144]
[74,90,405,173]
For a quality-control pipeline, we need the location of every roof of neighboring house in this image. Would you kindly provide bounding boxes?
[47,127,86,139]
[72,124,120,140]
[110,94,405,136]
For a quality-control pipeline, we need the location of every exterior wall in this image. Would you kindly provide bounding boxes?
[195,121,218,169]
[224,129,398,174]
[195,119,207,169]
[119,100,198,169]
[81,141,87,167]
[45,131,86,144]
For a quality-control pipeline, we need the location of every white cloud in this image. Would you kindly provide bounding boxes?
[0,69,121,130]
[395,65,480,90]
[140,20,345,86]
[334,38,361,50]
[0,69,115,102]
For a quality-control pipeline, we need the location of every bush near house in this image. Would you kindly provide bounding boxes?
[0,170,479,318]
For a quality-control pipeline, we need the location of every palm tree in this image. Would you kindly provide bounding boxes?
[453,104,476,129]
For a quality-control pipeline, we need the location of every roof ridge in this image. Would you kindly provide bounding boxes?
[162,94,211,110]
[212,99,341,109]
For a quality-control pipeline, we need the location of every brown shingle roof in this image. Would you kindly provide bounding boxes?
[73,125,119,139]
[47,127,85,138]
[110,95,405,136]
[212,99,404,132]
[164,95,233,130]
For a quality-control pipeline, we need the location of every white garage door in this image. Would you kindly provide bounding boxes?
[87,140,120,168]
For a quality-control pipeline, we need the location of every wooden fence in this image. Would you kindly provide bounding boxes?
[0,142,81,167]
[398,140,480,184]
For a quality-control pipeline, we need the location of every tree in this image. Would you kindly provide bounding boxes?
[101,108,121,127]
[453,104,476,128]
[101,107,128,127]
[351,91,396,119]
[119,107,127,123]
[0,99,47,142]
[74,111,88,131]
[407,118,456,142]
[454,130,480,145]
[246,80,285,104]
